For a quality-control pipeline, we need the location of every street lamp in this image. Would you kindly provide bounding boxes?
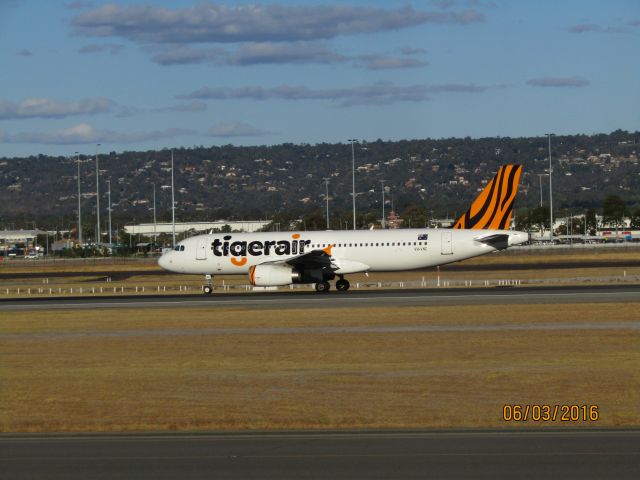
[323,178,330,230]
[75,152,82,245]
[171,149,176,247]
[545,133,555,240]
[380,179,386,228]
[348,139,357,230]
[106,179,112,245]
[152,183,157,243]
[536,173,548,207]
[95,143,101,244]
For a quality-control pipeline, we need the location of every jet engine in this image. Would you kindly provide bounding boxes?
[249,264,299,286]
[249,264,331,286]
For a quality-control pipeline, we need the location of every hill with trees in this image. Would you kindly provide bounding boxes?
[1,130,638,235]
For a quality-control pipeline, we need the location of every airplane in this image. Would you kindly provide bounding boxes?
[158,164,528,294]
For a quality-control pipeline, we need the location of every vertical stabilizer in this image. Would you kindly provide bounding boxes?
[453,164,522,229]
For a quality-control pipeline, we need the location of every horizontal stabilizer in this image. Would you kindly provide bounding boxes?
[474,233,509,250]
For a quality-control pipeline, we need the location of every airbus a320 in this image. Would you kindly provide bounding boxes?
[158,164,528,293]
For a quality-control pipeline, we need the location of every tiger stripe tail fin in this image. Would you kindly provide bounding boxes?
[453,164,522,230]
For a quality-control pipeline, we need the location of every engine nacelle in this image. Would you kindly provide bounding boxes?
[249,264,299,286]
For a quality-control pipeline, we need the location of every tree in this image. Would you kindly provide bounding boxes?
[400,203,427,228]
[602,195,627,229]
[529,206,550,235]
[585,208,598,235]
[630,208,640,229]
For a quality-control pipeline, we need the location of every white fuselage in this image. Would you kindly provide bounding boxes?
[158,228,529,276]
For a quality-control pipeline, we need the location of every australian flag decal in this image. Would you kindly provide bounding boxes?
[417,233,429,240]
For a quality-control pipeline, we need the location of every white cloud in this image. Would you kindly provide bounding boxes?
[526,77,589,88]
[0,123,196,145]
[229,42,345,66]
[151,42,344,66]
[72,3,484,44]
[177,82,496,107]
[354,55,428,70]
[77,43,124,55]
[178,83,432,107]
[567,23,626,34]
[0,97,114,120]
[152,42,426,70]
[116,101,208,117]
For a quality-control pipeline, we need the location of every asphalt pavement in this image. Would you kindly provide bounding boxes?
[0,284,638,311]
[2,429,639,479]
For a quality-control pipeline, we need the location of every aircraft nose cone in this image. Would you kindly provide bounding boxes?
[158,252,171,270]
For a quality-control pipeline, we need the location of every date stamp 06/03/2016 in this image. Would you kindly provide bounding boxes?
[503,404,600,422]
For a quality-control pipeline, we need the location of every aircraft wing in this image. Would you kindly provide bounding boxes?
[260,249,336,269]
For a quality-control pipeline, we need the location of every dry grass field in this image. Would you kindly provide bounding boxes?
[2,303,639,432]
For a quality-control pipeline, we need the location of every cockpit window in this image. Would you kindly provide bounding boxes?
[174,245,185,251]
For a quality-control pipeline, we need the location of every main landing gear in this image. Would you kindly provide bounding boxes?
[202,274,213,295]
[335,277,350,292]
[314,276,350,293]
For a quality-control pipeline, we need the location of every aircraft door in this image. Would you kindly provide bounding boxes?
[196,238,208,260]
[441,230,453,255]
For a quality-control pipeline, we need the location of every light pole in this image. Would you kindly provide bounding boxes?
[536,173,547,207]
[323,178,330,230]
[106,179,112,245]
[348,139,357,230]
[75,152,82,245]
[171,149,176,247]
[380,179,386,228]
[545,133,554,240]
[95,143,101,244]
[537,174,543,207]
[152,182,157,243]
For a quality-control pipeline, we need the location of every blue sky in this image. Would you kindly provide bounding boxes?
[1,0,638,158]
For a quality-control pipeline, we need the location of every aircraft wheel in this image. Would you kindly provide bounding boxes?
[335,279,350,292]
[315,281,330,293]
[202,285,213,295]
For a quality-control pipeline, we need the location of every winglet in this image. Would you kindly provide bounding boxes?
[453,164,522,230]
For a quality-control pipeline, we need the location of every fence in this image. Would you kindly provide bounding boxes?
[2,274,638,297]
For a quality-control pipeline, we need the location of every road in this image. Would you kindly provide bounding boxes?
[0,284,638,311]
[1,430,638,479]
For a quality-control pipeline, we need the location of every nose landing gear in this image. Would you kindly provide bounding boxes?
[202,274,213,295]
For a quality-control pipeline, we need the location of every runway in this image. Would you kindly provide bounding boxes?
[1,259,639,280]
[2,429,639,479]
[1,284,638,311]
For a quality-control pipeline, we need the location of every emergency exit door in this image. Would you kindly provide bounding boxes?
[441,230,453,255]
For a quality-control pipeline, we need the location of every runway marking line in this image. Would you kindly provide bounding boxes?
[2,452,637,462]
[3,429,640,442]
[1,290,639,311]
